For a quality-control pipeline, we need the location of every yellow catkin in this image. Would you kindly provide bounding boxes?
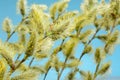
[83,45,92,54]
[18,33,26,45]
[62,38,78,57]
[2,18,12,37]
[25,32,36,56]
[50,3,58,19]
[34,53,48,60]
[17,0,27,16]
[79,70,87,77]
[94,48,101,63]
[105,31,119,53]
[0,60,6,80]
[98,62,111,75]
[51,46,61,55]
[66,59,80,68]
[30,5,42,25]
[0,49,15,70]
[96,35,108,42]
[86,72,93,80]
[57,11,78,22]
[79,30,93,41]
[11,69,39,80]
[67,71,76,80]
[58,0,70,13]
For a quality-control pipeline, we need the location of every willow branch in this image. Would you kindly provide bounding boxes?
[79,27,100,61]
[67,26,101,77]
[93,62,100,79]
[6,17,28,42]
[43,39,65,80]
[43,66,51,80]
[94,19,116,79]
[57,56,68,80]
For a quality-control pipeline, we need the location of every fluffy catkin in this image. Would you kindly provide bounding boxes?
[0,60,6,80]
[2,18,12,37]
[0,49,15,70]
[98,62,111,75]
[94,48,101,64]
[25,32,36,56]
[17,0,27,16]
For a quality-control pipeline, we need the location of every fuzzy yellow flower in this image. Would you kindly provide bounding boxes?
[0,60,6,80]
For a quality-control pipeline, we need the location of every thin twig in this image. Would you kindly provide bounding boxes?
[10,55,28,75]
[57,56,68,80]
[16,55,28,69]
[68,27,101,78]
[79,27,100,61]
[29,57,35,67]
[93,19,116,79]
[93,62,100,79]
[43,66,51,80]
[57,27,100,80]
[6,17,28,42]
[15,54,21,63]
[43,39,65,80]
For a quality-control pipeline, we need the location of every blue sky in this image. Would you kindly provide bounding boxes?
[0,0,120,80]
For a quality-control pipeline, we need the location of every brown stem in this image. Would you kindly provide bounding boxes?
[57,57,68,80]
[15,55,28,69]
[15,54,21,63]
[9,55,28,76]
[69,27,101,77]
[79,27,100,61]
[6,30,15,42]
[43,66,51,80]
[6,17,28,42]
[10,55,28,74]
[105,19,116,52]
[93,63,100,79]
[29,57,35,67]
[109,19,116,34]
[93,19,116,79]
[43,39,65,80]
[94,19,116,79]
[79,53,84,61]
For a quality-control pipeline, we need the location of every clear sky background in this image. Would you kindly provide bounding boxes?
[0,0,120,80]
